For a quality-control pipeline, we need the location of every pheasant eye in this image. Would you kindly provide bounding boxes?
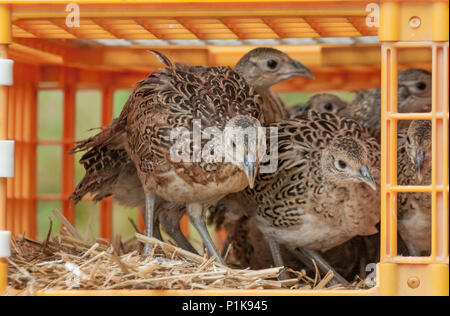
[324,103,333,111]
[334,159,347,170]
[416,82,426,90]
[267,59,278,69]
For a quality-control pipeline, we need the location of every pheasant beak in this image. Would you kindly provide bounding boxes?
[244,154,257,189]
[290,59,315,79]
[414,148,425,183]
[360,166,377,191]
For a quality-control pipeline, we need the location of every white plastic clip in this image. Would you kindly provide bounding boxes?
[0,140,14,178]
[0,58,14,86]
[0,231,11,258]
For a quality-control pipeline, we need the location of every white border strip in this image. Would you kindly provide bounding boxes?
[0,59,14,86]
[0,231,11,258]
[0,140,14,178]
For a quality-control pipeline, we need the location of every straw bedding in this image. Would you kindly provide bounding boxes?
[5,210,361,295]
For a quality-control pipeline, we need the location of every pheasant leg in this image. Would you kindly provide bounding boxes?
[265,237,288,280]
[297,248,349,286]
[158,204,198,254]
[187,203,225,265]
[142,193,156,256]
[160,219,198,255]
[140,206,163,241]
[153,216,163,241]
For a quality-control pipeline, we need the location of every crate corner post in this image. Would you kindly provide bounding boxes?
[0,230,11,294]
[377,0,450,296]
[0,3,13,295]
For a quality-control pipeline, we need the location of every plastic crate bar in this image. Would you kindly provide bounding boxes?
[387,185,435,193]
[387,113,434,120]
[431,43,449,260]
[62,77,76,224]
[7,1,374,20]
[24,81,37,238]
[0,46,8,231]
[100,86,114,240]
[380,43,398,261]
[383,256,449,265]
[13,83,23,236]
[378,36,449,295]
[5,85,14,234]
[0,4,11,295]
[4,1,381,42]
[2,67,38,238]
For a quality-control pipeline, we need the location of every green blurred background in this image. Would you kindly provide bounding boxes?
[36,89,354,244]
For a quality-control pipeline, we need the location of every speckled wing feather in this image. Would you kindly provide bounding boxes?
[245,111,380,251]
[397,129,431,255]
[69,118,131,203]
[342,69,431,141]
[251,111,377,224]
[340,88,382,140]
[397,131,418,189]
[213,181,379,280]
[255,88,286,124]
[71,53,265,207]
[289,93,349,119]
[70,146,131,203]
[123,54,264,190]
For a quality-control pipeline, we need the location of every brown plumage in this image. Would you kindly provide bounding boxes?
[211,94,352,272]
[249,112,380,248]
[340,68,431,141]
[240,111,380,283]
[213,96,382,279]
[71,47,313,204]
[211,194,372,281]
[211,74,430,275]
[288,93,349,119]
[70,119,136,204]
[397,120,432,256]
[72,50,268,262]
[71,47,314,253]
[235,47,314,124]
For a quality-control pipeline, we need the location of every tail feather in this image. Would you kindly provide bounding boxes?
[69,119,129,204]
[70,72,156,206]
[69,118,125,155]
[70,146,130,204]
[148,50,173,68]
[70,52,179,206]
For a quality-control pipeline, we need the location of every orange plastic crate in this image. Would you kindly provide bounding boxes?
[0,1,448,296]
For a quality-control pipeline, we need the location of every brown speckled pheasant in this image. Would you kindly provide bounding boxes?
[72,50,266,262]
[235,47,314,124]
[398,120,432,256]
[243,111,380,283]
[212,181,378,282]
[153,47,313,249]
[71,47,314,253]
[288,93,349,119]
[211,80,429,275]
[340,68,431,140]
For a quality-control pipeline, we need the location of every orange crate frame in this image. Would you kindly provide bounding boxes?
[0,1,449,296]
